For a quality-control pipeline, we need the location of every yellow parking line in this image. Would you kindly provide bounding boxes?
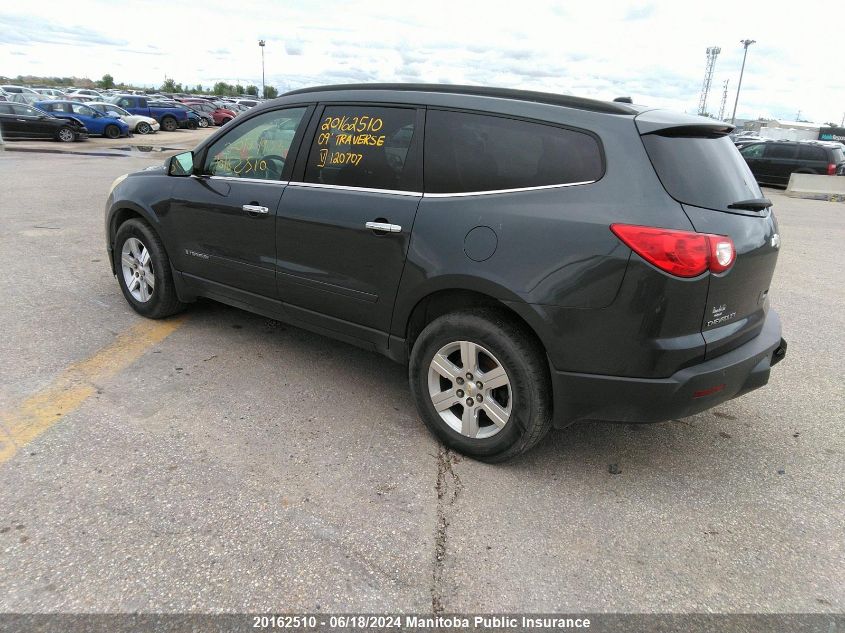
[0,316,187,465]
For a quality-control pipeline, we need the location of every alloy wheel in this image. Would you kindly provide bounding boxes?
[121,237,155,302]
[427,340,512,439]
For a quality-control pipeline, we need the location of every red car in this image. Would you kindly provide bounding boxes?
[178,99,236,126]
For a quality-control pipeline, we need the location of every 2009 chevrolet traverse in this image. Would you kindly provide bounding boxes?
[105,84,787,461]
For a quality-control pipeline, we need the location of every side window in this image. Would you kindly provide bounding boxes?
[203,107,307,180]
[424,110,603,194]
[740,143,765,158]
[798,144,827,161]
[14,104,38,116]
[117,98,131,108]
[138,98,147,108]
[304,106,418,191]
[37,102,54,112]
[0,104,13,114]
[71,103,94,116]
[766,144,796,159]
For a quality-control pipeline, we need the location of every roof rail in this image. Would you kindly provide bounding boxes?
[282,83,637,115]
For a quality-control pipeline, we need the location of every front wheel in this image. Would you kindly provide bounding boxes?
[160,116,178,132]
[56,126,75,143]
[114,219,185,318]
[104,124,121,139]
[136,121,152,134]
[198,117,209,128]
[409,309,553,462]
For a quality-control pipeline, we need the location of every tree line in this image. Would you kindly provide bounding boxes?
[2,74,279,99]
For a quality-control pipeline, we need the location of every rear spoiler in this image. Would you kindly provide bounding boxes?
[635,109,734,136]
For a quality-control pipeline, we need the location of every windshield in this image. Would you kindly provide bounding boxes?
[641,132,763,212]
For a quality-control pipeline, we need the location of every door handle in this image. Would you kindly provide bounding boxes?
[242,204,269,215]
[365,221,402,233]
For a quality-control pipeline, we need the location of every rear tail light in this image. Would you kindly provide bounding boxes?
[610,224,735,278]
[827,163,837,176]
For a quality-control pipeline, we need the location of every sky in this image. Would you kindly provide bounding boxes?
[1,0,842,124]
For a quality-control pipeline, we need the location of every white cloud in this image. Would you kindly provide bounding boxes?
[0,0,842,123]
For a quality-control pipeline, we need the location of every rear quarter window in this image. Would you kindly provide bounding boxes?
[797,145,828,161]
[424,110,603,194]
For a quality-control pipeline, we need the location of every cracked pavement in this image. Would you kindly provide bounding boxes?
[0,149,842,613]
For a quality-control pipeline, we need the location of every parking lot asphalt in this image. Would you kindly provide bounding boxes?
[0,148,842,613]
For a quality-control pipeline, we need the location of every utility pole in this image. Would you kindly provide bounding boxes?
[731,39,756,124]
[718,79,730,121]
[795,110,801,122]
[258,39,266,98]
[698,46,721,116]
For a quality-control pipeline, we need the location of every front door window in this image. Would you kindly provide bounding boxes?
[203,107,308,181]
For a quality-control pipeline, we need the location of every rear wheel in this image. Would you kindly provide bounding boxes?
[104,124,121,139]
[56,126,75,143]
[161,116,178,132]
[136,121,152,134]
[114,219,185,318]
[409,309,553,462]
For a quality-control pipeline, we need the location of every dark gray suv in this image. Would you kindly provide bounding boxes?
[105,84,786,461]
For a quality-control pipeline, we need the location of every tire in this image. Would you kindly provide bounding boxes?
[56,126,75,143]
[198,117,209,128]
[220,118,232,126]
[104,124,121,139]
[136,121,152,135]
[161,116,178,132]
[114,219,185,319]
[409,309,553,462]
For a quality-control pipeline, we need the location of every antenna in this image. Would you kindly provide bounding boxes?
[698,46,721,116]
[718,79,729,121]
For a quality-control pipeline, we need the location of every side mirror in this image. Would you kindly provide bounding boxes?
[168,151,194,177]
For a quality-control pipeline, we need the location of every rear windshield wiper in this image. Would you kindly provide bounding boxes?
[727,197,773,211]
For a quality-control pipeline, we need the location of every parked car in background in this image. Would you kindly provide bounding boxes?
[234,98,260,108]
[1,86,41,105]
[147,101,200,129]
[104,84,787,461]
[184,107,214,128]
[0,102,88,142]
[34,88,67,99]
[64,94,97,103]
[739,140,845,186]
[88,102,160,134]
[1,85,41,97]
[35,100,130,139]
[178,99,236,126]
[109,95,189,132]
[67,89,105,99]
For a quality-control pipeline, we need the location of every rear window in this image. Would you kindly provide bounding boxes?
[830,148,844,163]
[641,133,762,211]
[424,110,603,194]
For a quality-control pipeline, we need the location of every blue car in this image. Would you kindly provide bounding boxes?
[34,100,130,139]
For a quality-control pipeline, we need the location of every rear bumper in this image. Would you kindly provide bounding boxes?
[552,309,785,426]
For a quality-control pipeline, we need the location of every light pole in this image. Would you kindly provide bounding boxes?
[730,39,755,125]
[258,39,266,98]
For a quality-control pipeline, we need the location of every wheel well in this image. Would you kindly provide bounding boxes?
[109,209,147,271]
[404,289,545,359]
